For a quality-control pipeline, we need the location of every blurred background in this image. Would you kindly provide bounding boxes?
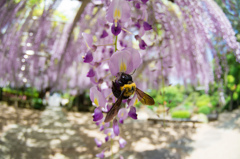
[0,0,240,159]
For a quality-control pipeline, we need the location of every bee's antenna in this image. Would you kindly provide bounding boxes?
[130,69,136,75]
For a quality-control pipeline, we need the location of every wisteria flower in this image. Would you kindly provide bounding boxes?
[139,39,147,50]
[94,138,102,148]
[113,118,120,136]
[128,94,139,108]
[83,50,93,63]
[108,48,142,76]
[117,108,128,124]
[135,3,141,9]
[96,150,105,159]
[82,33,93,49]
[111,22,122,36]
[82,33,97,63]
[119,137,127,148]
[86,68,95,77]
[141,0,148,4]
[100,30,108,38]
[128,106,138,119]
[143,21,152,30]
[96,117,110,131]
[106,0,131,26]
[90,86,106,107]
[104,128,115,142]
[93,107,103,121]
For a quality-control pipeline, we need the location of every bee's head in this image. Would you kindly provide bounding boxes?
[119,73,133,84]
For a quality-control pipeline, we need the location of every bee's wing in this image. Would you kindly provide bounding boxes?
[104,89,125,122]
[136,88,155,105]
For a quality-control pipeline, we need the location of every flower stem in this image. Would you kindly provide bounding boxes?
[122,28,132,34]
[96,43,114,46]
[111,138,113,159]
[114,36,118,52]
[110,121,113,159]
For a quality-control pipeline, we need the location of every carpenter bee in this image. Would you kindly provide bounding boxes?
[104,72,155,122]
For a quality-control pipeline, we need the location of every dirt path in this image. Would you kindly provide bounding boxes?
[186,109,240,159]
[0,103,240,159]
[0,105,97,159]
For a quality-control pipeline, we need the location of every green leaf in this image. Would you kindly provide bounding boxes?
[233,92,238,100]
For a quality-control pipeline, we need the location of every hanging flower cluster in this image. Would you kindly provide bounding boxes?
[81,0,153,158]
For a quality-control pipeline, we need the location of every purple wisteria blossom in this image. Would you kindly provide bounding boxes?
[139,39,147,50]
[141,0,148,4]
[117,108,128,124]
[106,0,131,26]
[90,86,106,107]
[100,30,108,38]
[94,138,102,148]
[113,118,120,136]
[83,50,93,63]
[128,106,138,119]
[93,107,103,121]
[86,68,95,77]
[111,22,122,36]
[104,128,115,142]
[135,3,141,9]
[108,48,142,76]
[96,118,110,131]
[119,138,127,148]
[96,151,105,159]
[128,94,139,108]
[143,21,152,31]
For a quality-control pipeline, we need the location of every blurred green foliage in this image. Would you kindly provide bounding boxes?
[171,110,191,119]
[2,87,44,110]
[196,95,210,107]
[148,83,221,118]
[149,85,184,108]
[32,98,44,110]
[223,54,240,110]
[3,87,39,98]
[198,106,211,115]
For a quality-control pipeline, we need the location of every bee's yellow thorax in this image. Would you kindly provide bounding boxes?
[120,83,136,97]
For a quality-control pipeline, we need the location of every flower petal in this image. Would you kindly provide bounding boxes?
[108,50,133,76]
[124,48,142,70]
[141,0,148,4]
[119,138,127,148]
[93,107,103,121]
[87,68,95,77]
[111,23,121,36]
[139,39,147,50]
[83,50,93,63]
[143,21,152,30]
[96,151,105,159]
[128,94,139,108]
[117,108,128,124]
[128,106,138,119]
[106,0,130,23]
[100,30,108,38]
[104,128,115,140]
[94,138,102,148]
[90,86,106,107]
[82,33,93,48]
[113,118,120,136]
[135,3,141,9]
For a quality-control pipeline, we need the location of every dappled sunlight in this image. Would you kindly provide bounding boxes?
[0,102,240,158]
[0,103,41,135]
